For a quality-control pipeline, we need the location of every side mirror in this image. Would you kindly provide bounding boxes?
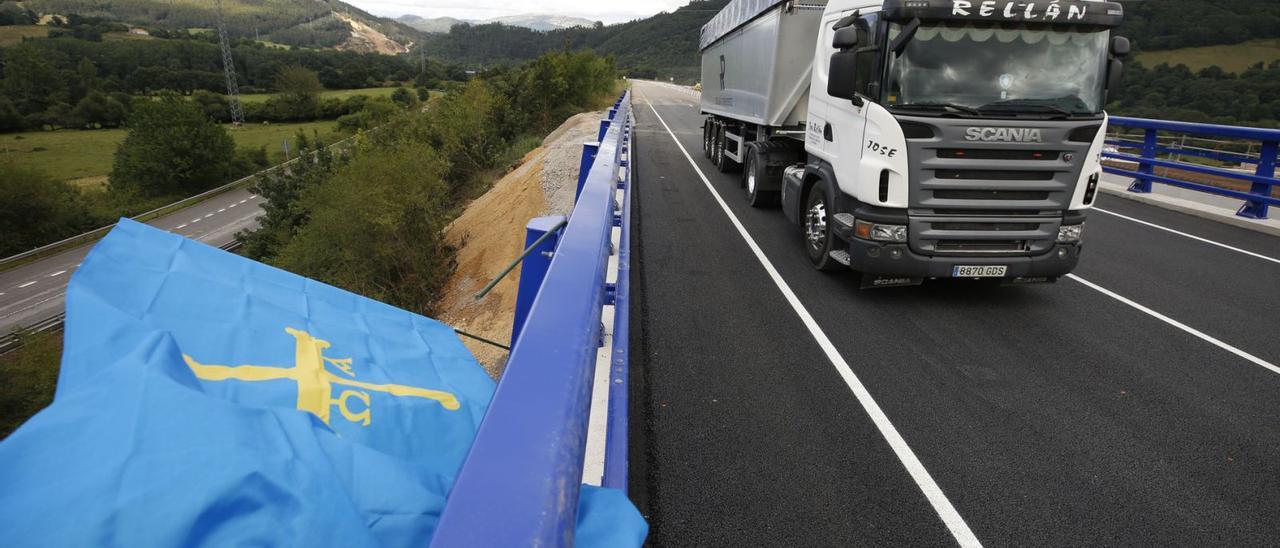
[1111,35,1130,58]
[833,27,860,50]
[1106,58,1124,99]
[828,50,862,106]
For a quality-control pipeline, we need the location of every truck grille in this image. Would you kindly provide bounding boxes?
[897,115,1098,257]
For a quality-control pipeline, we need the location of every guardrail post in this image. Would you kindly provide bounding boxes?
[576,141,600,202]
[597,119,612,142]
[1237,139,1276,219]
[510,215,566,348]
[1128,128,1158,193]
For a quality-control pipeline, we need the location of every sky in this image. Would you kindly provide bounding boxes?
[344,0,692,25]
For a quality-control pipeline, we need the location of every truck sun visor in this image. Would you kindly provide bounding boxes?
[881,0,1123,27]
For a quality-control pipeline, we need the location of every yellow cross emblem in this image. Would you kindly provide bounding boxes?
[183,327,460,426]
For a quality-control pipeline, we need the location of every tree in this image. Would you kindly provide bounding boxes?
[272,145,453,314]
[109,96,236,197]
[0,44,66,116]
[0,97,22,132]
[0,165,97,256]
[391,87,416,108]
[69,91,127,128]
[273,65,323,120]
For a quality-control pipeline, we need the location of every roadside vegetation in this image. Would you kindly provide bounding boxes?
[239,50,618,315]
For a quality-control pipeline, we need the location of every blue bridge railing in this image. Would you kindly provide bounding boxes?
[1103,116,1280,219]
[430,91,634,546]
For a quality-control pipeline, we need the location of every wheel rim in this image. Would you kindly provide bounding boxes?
[805,198,827,251]
[747,161,756,193]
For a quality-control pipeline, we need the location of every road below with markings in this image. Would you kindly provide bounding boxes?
[626,80,1280,546]
[0,189,264,334]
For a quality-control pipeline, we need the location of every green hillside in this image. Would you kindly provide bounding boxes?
[20,0,423,50]
[1136,39,1280,75]
[416,0,728,82]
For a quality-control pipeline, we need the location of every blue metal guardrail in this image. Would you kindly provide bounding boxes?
[431,91,634,546]
[1103,116,1280,219]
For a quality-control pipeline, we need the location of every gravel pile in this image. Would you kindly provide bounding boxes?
[539,111,607,217]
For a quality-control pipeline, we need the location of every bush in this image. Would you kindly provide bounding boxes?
[0,329,63,440]
[0,164,99,256]
[109,95,236,197]
[273,144,453,314]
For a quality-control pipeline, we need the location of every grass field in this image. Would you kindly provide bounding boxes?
[0,25,50,46]
[238,87,403,104]
[1137,39,1280,74]
[0,121,342,186]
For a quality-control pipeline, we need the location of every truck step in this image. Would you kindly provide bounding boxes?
[828,250,851,266]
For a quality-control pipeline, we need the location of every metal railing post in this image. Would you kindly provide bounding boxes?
[597,118,612,142]
[1128,128,1158,193]
[510,215,566,348]
[1238,140,1276,219]
[576,141,600,202]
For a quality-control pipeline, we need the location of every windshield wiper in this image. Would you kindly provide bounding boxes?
[979,100,1082,118]
[891,102,983,117]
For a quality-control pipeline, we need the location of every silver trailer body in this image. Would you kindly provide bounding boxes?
[700,0,828,127]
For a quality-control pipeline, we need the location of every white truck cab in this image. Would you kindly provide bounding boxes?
[699,0,1128,287]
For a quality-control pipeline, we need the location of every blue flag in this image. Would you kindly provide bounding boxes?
[0,219,645,546]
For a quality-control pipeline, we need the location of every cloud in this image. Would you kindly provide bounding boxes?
[346,0,691,24]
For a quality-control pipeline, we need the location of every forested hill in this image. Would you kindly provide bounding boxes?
[416,0,728,81]
[1120,0,1280,51]
[14,0,423,52]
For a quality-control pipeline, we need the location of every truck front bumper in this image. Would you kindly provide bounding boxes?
[842,238,1083,279]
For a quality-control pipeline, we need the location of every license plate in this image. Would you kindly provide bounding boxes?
[953,265,1007,278]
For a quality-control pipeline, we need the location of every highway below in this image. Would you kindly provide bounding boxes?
[0,189,264,335]
[627,80,1280,546]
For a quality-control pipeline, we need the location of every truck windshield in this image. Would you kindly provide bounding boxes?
[885,22,1110,116]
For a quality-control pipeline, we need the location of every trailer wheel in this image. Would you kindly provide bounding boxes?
[702,121,713,159]
[712,123,724,168]
[803,183,842,271]
[743,146,779,208]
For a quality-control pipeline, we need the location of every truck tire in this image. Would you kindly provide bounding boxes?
[703,121,713,159]
[743,145,779,207]
[712,123,724,168]
[803,183,842,271]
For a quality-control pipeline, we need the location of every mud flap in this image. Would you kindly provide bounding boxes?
[1001,276,1059,286]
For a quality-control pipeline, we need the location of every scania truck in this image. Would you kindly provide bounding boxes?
[699,0,1128,287]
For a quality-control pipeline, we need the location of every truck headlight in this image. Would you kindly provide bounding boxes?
[855,220,907,243]
[1057,223,1084,243]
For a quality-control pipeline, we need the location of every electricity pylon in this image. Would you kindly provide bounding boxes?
[216,0,245,126]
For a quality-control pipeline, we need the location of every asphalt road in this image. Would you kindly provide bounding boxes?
[0,189,264,334]
[627,81,1280,546]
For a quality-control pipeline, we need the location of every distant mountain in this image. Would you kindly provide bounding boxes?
[398,13,597,34]
[397,15,464,34]
[486,14,597,32]
[416,0,728,81]
[22,0,423,54]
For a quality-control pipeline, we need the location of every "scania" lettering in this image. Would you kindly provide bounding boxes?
[964,127,1043,142]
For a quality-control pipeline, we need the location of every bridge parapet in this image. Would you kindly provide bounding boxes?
[1104,116,1279,219]
[431,92,634,546]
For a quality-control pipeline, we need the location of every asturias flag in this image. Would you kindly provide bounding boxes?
[0,219,645,546]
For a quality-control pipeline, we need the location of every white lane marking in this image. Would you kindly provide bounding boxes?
[204,213,213,218]
[18,281,36,288]
[176,224,188,229]
[191,218,201,223]
[1094,207,1280,266]
[1067,273,1280,376]
[249,194,257,198]
[218,208,226,213]
[642,91,983,548]
[48,270,66,277]
[239,199,248,204]
[228,203,237,208]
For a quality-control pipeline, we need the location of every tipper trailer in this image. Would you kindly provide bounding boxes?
[699,0,1129,287]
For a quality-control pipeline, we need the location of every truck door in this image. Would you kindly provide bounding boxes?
[809,11,878,183]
